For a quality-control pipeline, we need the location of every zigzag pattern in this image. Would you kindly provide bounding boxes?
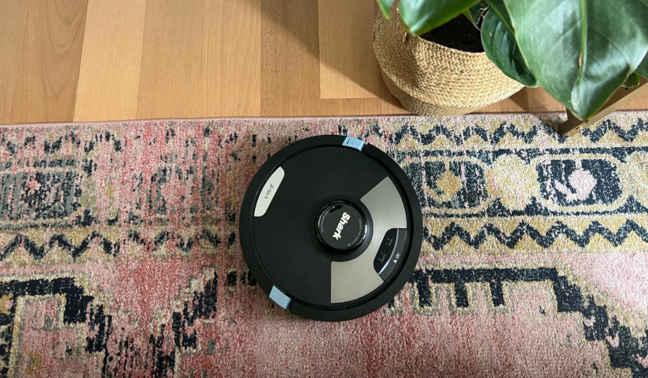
[425,220,648,250]
[583,118,648,142]
[0,233,118,260]
[339,117,648,146]
[0,229,226,261]
[3,117,645,159]
[340,123,558,147]
[3,218,646,261]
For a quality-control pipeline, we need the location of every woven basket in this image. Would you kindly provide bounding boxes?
[373,5,524,117]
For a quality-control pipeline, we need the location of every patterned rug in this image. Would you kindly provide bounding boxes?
[1,112,648,377]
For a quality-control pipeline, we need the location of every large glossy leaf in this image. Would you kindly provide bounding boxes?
[377,0,395,19]
[486,0,512,31]
[481,2,537,87]
[400,0,481,35]
[502,0,648,120]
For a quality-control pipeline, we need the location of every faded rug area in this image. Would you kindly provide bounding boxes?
[1,112,648,377]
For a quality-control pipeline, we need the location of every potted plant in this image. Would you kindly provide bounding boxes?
[374,0,648,120]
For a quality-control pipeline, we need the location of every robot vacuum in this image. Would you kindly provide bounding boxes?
[239,136,422,321]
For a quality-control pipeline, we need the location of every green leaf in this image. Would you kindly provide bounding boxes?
[637,54,648,79]
[376,0,395,19]
[466,1,489,28]
[487,0,513,34]
[502,0,648,120]
[481,8,538,87]
[400,0,481,35]
[622,73,642,88]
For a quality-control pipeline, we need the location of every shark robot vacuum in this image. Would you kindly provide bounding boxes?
[239,136,422,321]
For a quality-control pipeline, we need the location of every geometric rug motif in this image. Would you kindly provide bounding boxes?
[1,112,647,376]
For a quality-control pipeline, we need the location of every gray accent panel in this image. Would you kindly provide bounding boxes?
[331,177,407,303]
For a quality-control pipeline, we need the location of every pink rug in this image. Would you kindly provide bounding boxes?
[1,113,648,377]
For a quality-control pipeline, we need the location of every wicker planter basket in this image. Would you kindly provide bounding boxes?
[373,6,524,117]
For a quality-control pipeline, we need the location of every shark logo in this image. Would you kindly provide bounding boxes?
[332,212,351,240]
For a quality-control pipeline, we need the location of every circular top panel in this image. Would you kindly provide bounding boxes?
[239,136,422,321]
[316,201,367,252]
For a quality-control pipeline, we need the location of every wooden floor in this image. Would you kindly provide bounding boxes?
[2,0,648,125]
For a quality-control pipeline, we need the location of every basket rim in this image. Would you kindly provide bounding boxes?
[389,6,487,58]
[380,67,523,109]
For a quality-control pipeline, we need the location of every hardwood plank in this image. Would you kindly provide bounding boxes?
[74,0,147,122]
[203,0,261,117]
[137,0,206,119]
[261,0,406,117]
[1,0,646,123]
[260,0,322,116]
[318,0,380,99]
[318,98,406,116]
[377,95,410,116]
[480,87,564,113]
[0,0,29,124]
[480,86,648,114]
[10,0,88,124]
[622,91,648,110]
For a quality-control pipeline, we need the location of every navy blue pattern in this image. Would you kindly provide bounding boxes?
[424,219,648,250]
[338,117,648,146]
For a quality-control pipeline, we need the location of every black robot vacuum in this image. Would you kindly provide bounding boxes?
[239,136,422,321]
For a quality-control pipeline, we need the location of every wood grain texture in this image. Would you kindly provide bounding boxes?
[74,0,147,122]
[1,0,648,124]
[624,93,648,110]
[136,0,261,119]
[203,0,261,116]
[137,0,206,119]
[0,0,29,124]
[261,0,405,116]
[318,0,380,99]
[481,87,563,113]
[260,0,321,116]
[10,0,88,123]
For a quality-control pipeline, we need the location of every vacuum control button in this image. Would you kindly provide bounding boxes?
[374,229,408,281]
